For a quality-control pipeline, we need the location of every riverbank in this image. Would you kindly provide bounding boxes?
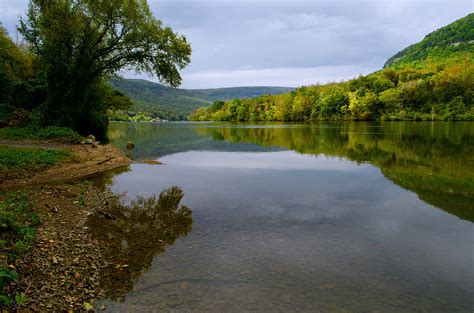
[0,140,132,310]
[0,140,131,189]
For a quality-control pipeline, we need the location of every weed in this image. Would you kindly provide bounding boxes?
[79,195,86,206]
[0,269,18,307]
[15,293,29,307]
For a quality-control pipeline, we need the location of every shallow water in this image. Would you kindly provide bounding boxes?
[95,121,473,312]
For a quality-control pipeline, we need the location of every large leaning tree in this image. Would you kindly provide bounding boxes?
[18,0,192,140]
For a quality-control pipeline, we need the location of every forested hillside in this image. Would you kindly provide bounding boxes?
[110,78,294,121]
[384,13,473,67]
[190,14,473,122]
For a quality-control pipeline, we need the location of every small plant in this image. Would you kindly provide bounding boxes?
[0,269,18,289]
[0,294,13,307]
[79,195,86,206]
[0,269,18,307]
[29,213,41,224]
[14,240,30,253]
[15,293,29,307]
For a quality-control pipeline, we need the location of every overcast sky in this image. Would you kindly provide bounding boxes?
[1,0,472,88]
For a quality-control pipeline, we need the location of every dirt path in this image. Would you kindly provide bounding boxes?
[1,140,131,189]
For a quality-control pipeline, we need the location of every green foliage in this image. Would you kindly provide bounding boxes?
[190,59,473,122]
[0,0,192,140]
[0,26,33,105]
[384,13,473,67]
[319,88,350,118]
[109,78,294,120]
[0,269,18,290]
[15,293,29,307]
[0,268,18,307]
[0,26,39,127]
[0,146,70,171]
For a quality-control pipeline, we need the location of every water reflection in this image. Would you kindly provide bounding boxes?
[86,186,193,301]
[104,122,473,311]
[109,122,473,222]
[87,165,132,189]
[108,122,283,160]
[195,123,474,222]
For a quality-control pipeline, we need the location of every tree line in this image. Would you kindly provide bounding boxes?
[189,57,473,122]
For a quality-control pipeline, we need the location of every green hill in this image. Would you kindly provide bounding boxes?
[384,13,474,67]
[109,78,294,120]
[190,14,473,122]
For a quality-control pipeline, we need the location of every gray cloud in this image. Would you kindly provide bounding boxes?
[1,0,472,88]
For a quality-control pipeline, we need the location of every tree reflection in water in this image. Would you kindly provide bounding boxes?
[86,186,193,301]
[195,123,474,222]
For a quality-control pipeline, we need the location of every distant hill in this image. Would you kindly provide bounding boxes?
[384,13,474,67]
[109,78,295,120]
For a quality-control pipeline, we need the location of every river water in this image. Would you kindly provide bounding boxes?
[94,121,473,312]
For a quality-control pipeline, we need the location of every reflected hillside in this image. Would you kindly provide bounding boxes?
[86,186,193,301]
[195,122,473,222]
[108,122,283,160]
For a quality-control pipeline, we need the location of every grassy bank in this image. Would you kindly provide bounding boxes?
[0,146,70,172]
[0,126,83,143]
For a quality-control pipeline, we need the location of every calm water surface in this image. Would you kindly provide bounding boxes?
[94,122,473,312]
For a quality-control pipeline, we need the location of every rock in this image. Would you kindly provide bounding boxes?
[143,160,162,165]
[86,135,96,142]
[7,109,31,127]
[84,139,94,144]
[92,141,99,148]
[127,142,135,150]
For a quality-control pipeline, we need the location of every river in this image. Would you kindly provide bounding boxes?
[93,121,473,312]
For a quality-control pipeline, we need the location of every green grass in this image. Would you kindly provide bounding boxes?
[0,191,40,307]
[0,146,70,171]
[0,126,83,143]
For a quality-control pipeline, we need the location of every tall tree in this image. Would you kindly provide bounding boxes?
[19,0,191,139]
